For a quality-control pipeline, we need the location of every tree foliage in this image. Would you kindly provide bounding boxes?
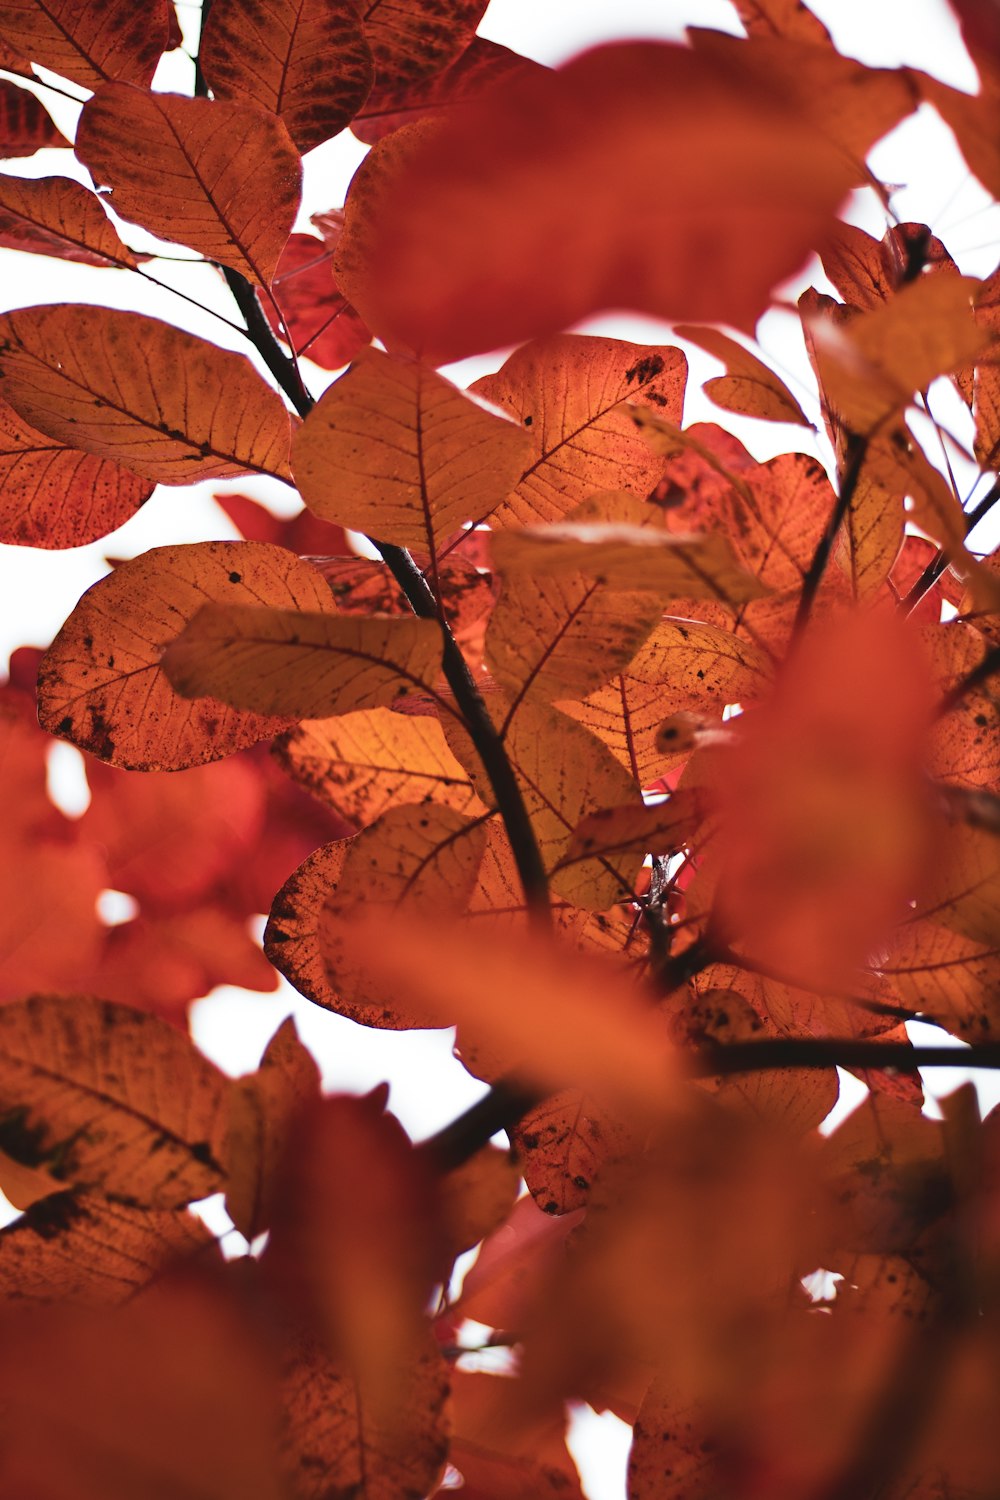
[0,0,999,1496]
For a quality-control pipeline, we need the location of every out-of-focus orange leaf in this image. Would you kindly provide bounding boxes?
[39,542,334,769]
[0,173,139,266]
[293,347,531,549]
[437,1145,521,1257]
[361,0,487,91]
[0,76,68,154]
[339,910,677,1113]
[275,706,484,827]
[675,323,811,426]
[262,231,372,371]
[76,86,301,287]
[455,1190,583,1330]
[0,994,229,1207]
[470,335,687,527]
[491,520,769,606]
[200,0,372,155]
[353,36,544,144]
[0,0,170,90]
[0,841,104,999]
[0,306,293,482]
[281,1327,450,1500]
[445,1370,585,1499]
[0,1270,287,1500]
[333,40,914,362]
[224,1016,320,1243]
[0,1191,218,1303]
[163,607,444,719]
[733,0,832,42]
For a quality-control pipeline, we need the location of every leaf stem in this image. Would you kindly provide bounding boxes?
[791,430,868,639]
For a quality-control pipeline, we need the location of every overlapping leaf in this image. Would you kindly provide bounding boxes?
[0,306,294,483]
[264,231,371,371]
[0,174,138,267]
[0,994,229,1207]
[76,86,301,287]
[293,347,532,549]
[675,323,810,426]
[469,335,687,527]
[39,541,334,769]
[361,0,487,91]
[0,78,68,156]
[353,37,544,144]
[0,0,171,90]
[200,0,373,155]
[163,608,444,720]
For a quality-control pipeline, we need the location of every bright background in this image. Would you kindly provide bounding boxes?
[1,4,998,1494]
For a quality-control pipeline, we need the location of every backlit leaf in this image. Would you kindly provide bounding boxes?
[0,393,152,547]
[39,541,333,769]
[0,77,68,155]
[293,347,531,549]
[513,1091,635,1215]
[333,41,879,361]
[448,1369,586,1499]
[733,0,832,42]
[264,231,371,371]
[0,0,170,90]
[163,608,444,720]
[362,0,487,91]
[274,706,484,827]
[0,306,294,483]
[675,323,811,426]
[438,1145,520,1257]
[0,842,104,998]
[0,173,138,267]
[884,919,1000,1041]
[0,1192,217,1305]
[0,994,228,1207]
[200,0,373,155]
[76,85,301,287]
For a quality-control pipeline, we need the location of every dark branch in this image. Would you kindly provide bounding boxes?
[792,430,868,639]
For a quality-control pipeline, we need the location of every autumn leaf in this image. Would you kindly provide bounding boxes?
[39,541,334,769]
[734,0,833,42]
[0,392,152,547]
[0,0,171,90]
[0,842,105,999]
[0,173,139,267]
[200,0,373,155]
[163,607,445,720]
[264,231,372,371]
[0,306,294,483]
[275,706,484,827]
[76,86,301,287]
[0,78,68,156]
[293,347,532,550]
[512,1090,636,1215]
[0,994,229,1207]
[675,323,811,427]
[448,1369,586,1499]
[361,0,487,91]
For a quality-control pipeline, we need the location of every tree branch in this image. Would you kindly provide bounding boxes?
[791,430,867,639]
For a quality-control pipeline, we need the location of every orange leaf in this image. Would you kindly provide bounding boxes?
[200,0,373,155]
[0,393,152,547]
[0,994,229,1207]
[0,0,171,90]
[733,0,832,42]
[438,1144,521,1257]
[293,347,531,549]
[263,231,372,371]
[470,335,687,527]
[676,323,811,427]
[447,1369,585,1499]
[512,1090,636,1215]
[163,607,444,719]
[0,305,293,482]
[362,0,487,91]
[0,841,104,999]
[39,541,333,769]
[333,41,884,361]
[76,85,301,287]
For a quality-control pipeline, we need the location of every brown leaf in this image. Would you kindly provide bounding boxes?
[675,323,811,426]
[39,541,333,769]
[274,706,484,827]
[0,0,171,90]
[163,607,444,720]
[0,305,293,482]
[224,1016,321,1243]
[0,172,138,266]
[200,0,373,155]
[0,994,229,1207]
[293,347,531,549]
[469,334,687,527]
[362,0,487,91]
[0,77,68,156]
[280,1328,449,1500]
[76,85,301,287]
[0,393,152,547]
[353,36,544,145]
[0,1192,218,1304]
[333,40,914,361]
[263,231,372,371]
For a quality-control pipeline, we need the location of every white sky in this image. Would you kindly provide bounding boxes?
[1,7,998,1496]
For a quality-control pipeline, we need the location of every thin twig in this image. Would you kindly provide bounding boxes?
[791,430,868,639]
